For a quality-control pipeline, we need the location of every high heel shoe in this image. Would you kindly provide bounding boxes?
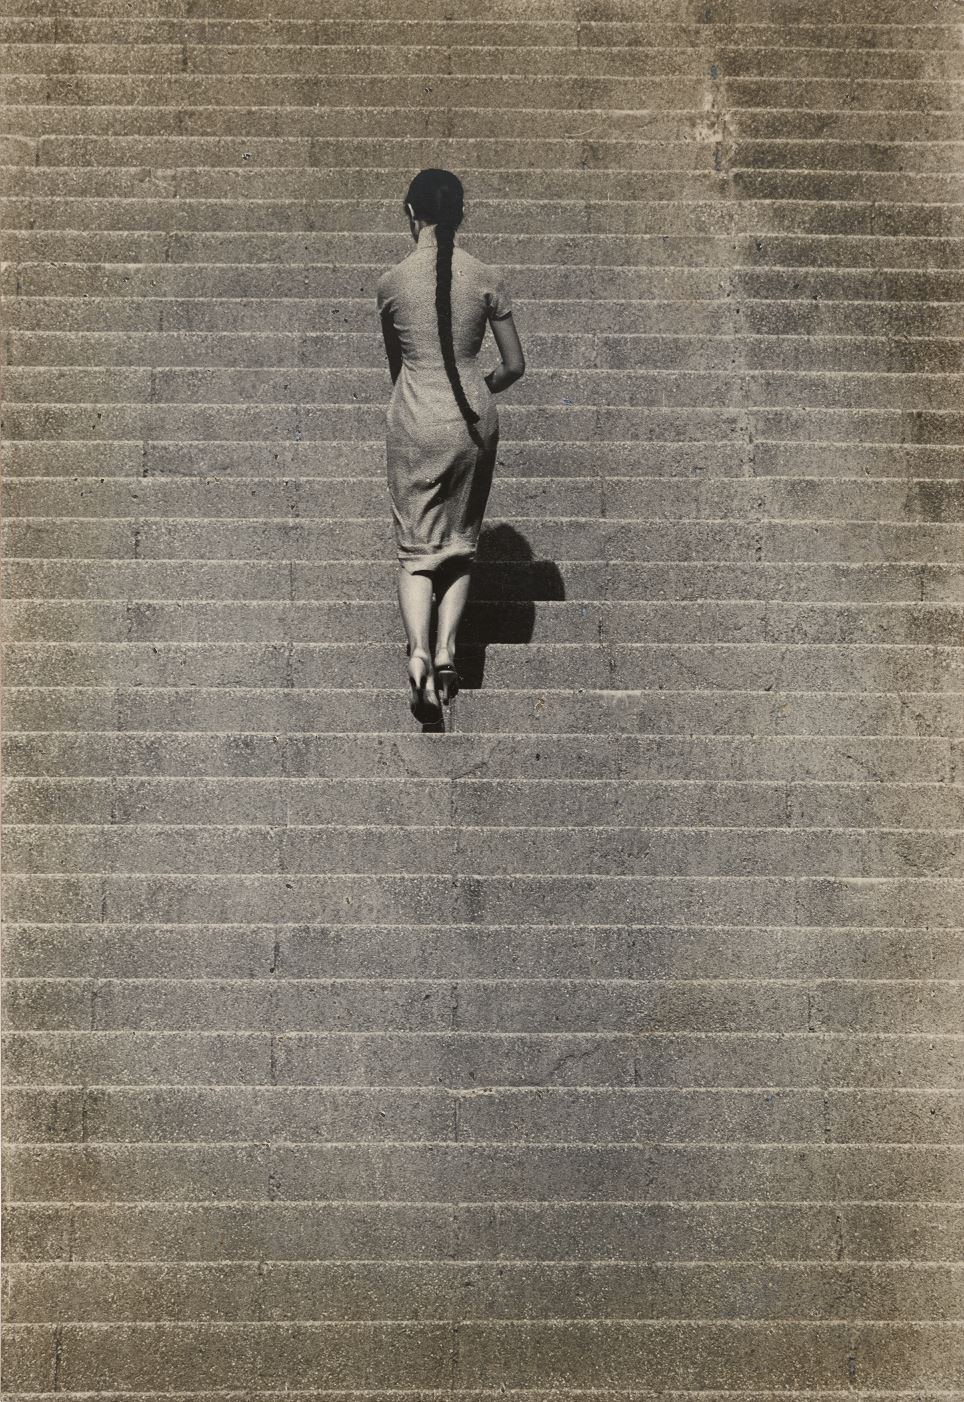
[408,649,442,724]
[434,657,460,705]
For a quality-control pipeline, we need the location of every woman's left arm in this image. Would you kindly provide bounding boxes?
[380,307,403,385]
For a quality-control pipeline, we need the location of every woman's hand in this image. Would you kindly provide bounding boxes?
[485,363,524,394]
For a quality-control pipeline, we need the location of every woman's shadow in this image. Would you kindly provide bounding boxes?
[442,522,565,691]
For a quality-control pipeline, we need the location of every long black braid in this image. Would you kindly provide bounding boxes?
[404,168,481,428]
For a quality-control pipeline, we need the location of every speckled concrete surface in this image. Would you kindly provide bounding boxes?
[2,1,963,1396]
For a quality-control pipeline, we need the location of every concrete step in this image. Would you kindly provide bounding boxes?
[10,1315,957,1393]
[6,823,962,879]
[5,66,964,109]
[6,1257,964,1324]
[0,0,951,21]
[6,869,958,933]
[7,1028,963,1088]
[7,476,963,529]
[6,370,964,414]
[3,15,964,48]
[7,773,961,827]
[6,407,964,456]
[9,251,964,299]
[6,477,964,524]
[5,231,964,272]
[5,1144,958,1233]
[6,298,964,342]
[5,922,960,980]
[5,439,964,480]
[6,518,962,565]
[4,688,960,739]
[7,96,964,143]
[8,1199,959,1262]
[5,599,964,646]
[6,39,964,81]
[9,1084,963,1146]
[4,15,964,45]
[3,729,955,782]
[7,166,964,232]
[9,329,964,375]
[4,640,959,694]
[5,559,963,602]
[6,186,964,245]
[4,957,962,1035]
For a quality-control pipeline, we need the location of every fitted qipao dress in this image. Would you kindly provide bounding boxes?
[376,222,514,574]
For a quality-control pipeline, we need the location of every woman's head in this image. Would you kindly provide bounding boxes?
[402,169,480,429]
[403,167,465,235]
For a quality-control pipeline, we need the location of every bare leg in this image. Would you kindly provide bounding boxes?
[397,565,438,703]
[434,559,472,666]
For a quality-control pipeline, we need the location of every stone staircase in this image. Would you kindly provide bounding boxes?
[2,1,963,1396]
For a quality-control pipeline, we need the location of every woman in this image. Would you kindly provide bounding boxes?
[376,168,526,723]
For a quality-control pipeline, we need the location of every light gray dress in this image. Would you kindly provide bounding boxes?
[376,223,514,574]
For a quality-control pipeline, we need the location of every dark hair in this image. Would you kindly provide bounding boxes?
[404,168,481,427]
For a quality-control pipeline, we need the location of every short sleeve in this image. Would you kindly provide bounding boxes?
[487,267,513,321]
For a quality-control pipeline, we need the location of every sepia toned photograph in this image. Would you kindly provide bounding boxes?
[1,0,962,1396]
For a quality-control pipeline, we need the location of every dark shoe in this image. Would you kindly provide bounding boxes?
[435,660,460,705]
